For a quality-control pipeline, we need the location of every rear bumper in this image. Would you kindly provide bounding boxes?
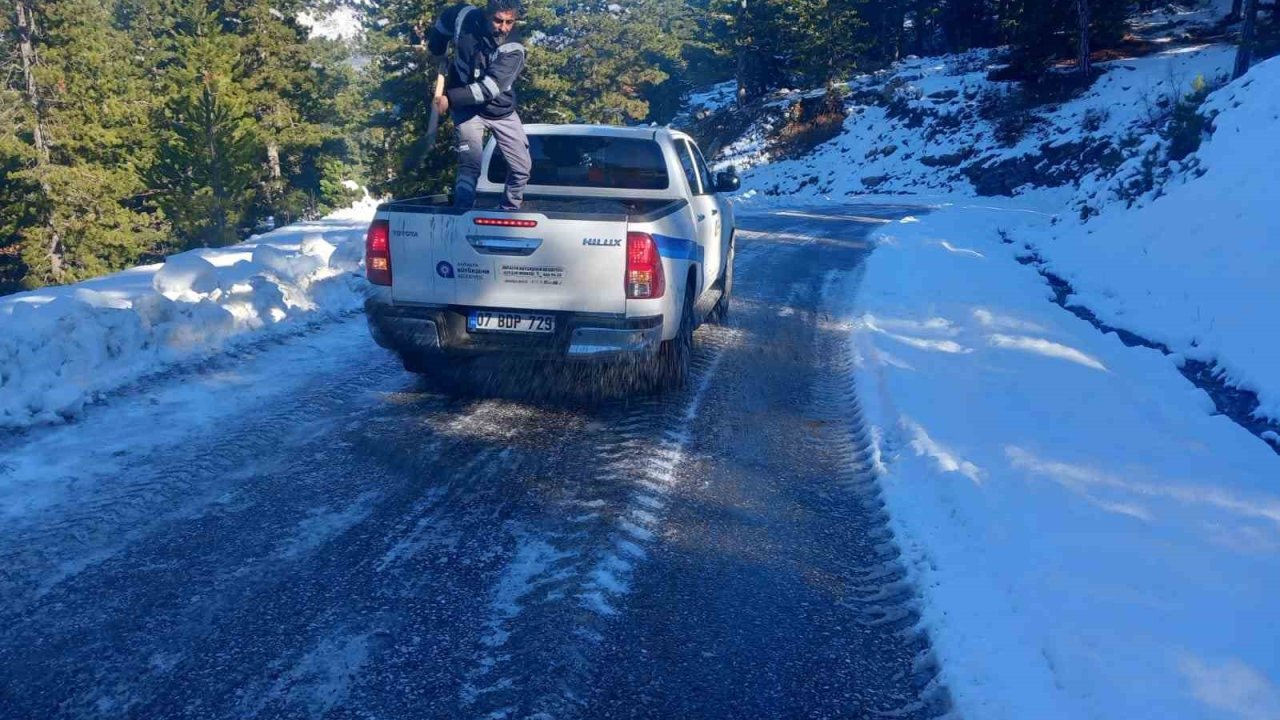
[365,298,663,361]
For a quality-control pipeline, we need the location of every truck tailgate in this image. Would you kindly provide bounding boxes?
[389,210,629,314]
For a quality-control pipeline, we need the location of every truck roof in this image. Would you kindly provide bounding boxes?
[522,123,689,142]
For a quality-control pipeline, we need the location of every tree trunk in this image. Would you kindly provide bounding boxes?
[912,1,928,54]
[997,0,1016,44]
[267,142,281,182]
[1229,0,1243,21]
[1077,0,1092,77]
[733,0,757,106]
[265,140,281,214]
[1234,0,1259,79]
[205,86,224,247]
[16,0,63,281]
[889,3,907,61]
[735,43,769,105]
[16,1,47,161]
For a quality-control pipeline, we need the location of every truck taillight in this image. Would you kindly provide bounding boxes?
[475,217,537,228]
[626,231,665,299]
[365,219,392,286]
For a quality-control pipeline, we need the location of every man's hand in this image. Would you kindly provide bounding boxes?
[434,94,450,114]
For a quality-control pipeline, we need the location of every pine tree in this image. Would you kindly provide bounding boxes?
[712,0,878,103]
[4,0,167,288]
[998,0,1127,77]
[555,1,683,123]
[152,9,260,248]
[856,0,905,67]
[715,0,790,103]
[300,35,365,212]
[939,0,1001,51]
[679,0,734,90]
[220,0,354,224]
[2,0,367,290]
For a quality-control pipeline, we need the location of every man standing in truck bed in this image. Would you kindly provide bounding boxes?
[428,0,532,210]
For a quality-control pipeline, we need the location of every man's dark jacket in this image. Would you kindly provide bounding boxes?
[427,3,526,120]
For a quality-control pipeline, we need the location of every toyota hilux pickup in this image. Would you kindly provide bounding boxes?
[363,124,738,388]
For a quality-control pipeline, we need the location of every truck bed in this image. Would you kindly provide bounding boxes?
[379,193,687,222]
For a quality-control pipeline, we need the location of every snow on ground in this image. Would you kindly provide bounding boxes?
[0,197,378,429]
[1034,56,1280,421]
[829,201,1280,720]
[1131,0,1237,42]
[730,43,1236,203]
[673,80,737,127]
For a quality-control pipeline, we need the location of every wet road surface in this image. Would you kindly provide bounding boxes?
[0,204,949,719]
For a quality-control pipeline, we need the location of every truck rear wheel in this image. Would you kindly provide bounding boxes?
[653,285,694,391]
[708,235,734,325]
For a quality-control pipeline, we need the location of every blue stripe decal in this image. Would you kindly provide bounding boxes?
[652,234,703,263]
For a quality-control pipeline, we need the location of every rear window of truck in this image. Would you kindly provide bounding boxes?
[487,135,669,190]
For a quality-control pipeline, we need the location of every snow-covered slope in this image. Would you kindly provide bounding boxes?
[728,43,1237,205]
[838,202,1280,720]
[1036,56,1280,421]
[0,199,378,428]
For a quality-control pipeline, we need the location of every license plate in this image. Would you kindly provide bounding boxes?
[468,311,556,334]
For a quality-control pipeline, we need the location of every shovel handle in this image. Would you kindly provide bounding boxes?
[432,60,447,99]
[424,59,449,147]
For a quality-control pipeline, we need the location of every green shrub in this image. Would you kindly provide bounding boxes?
[1166,74,1215,162]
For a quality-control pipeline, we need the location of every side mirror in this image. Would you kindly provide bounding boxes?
[714,172,740,193]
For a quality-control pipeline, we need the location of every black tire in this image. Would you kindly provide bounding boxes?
[653,284,695,392]
[709,234,735,325]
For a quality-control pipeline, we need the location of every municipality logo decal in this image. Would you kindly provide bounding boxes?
[437,261,455,278]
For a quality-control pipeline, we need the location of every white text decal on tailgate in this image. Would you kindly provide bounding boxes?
[501,265,565,286]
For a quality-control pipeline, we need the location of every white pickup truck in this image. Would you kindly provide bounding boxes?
[363,124,738,388]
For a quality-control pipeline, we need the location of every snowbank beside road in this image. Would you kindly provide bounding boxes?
[0,198,378,428]
[835,204,1280,720]
[1034,56,1280,421]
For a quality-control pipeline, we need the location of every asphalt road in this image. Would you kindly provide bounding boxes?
[0,204,949,719]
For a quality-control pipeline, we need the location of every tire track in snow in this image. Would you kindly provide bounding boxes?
[573,209,942,719]
[574,332,737,619]
[810,267,952,718]
[457,312,753,719]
